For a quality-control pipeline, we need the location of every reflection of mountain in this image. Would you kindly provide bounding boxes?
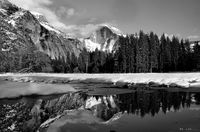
[85,91,200,119]
[85,95,120,121]
[0,93,85,132]
[0,91,200,131]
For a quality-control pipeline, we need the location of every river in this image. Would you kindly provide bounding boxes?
[0,79,200,132]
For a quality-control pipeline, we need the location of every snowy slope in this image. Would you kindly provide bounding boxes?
[31,11,61,34]
[83,24,121,52]
[100,24,123,36]
[84,39,101,51]
[6,10,26,27]
[40,22,61,34]
[2,73,200,88]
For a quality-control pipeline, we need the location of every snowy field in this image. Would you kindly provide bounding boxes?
[1,73,200,88]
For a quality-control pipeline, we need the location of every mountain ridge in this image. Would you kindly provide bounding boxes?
[1,0,122,56]
[0,0,84,60]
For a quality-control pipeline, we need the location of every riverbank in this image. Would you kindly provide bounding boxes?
[1,73,200,88]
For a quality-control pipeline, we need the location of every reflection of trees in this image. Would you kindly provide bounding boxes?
[88,91,200,120]
[194,93,200,104]
[117,91,197,117]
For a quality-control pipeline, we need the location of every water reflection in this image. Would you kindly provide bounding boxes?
[1,89,200,132]
[85,90,200,121]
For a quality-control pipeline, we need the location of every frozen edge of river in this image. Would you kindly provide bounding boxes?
[1,73,200,88]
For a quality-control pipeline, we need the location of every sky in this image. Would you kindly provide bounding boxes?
[9,0,200,40]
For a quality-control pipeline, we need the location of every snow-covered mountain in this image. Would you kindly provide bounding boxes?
[83,24,123,52]
[30,11,123,52]
[0,0,124,61]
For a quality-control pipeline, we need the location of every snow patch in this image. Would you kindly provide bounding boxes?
[40,22,61,34]
[7,20,16,26]
[8,123,15,131]
[122,34,127,37]
[1,48,10,52]
[84,38,116,52]
[30,11,43,20]
[84,39,101,52]
[10,10,25,19]
[100,24,123,36]
[6,10,26,27]
[103,39,116,52]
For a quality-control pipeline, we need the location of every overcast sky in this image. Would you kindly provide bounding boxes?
[10,0,200,40]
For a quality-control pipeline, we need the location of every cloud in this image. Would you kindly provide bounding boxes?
[9,0,52,9]
[63,24,99,38]
[88,18,97,23]
[67,8,75,17]
[56,6,76,18]
[63,22,117,38]
[187,35,200,40]
[9,0,68,30]
[8,0,115,38]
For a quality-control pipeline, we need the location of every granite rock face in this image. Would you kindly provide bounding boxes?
[83,25,121,52]
[0,0,83,61]
[0,0,125,62]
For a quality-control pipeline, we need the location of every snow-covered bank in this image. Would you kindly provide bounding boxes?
[1,73,200,88]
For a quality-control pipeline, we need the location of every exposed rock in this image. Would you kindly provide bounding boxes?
[83,25,121,52]
[0,0,83,62]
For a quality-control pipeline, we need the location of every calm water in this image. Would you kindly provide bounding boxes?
[46,90,200,132]
[0,81,200,132]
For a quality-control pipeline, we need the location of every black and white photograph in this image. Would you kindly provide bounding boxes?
[0,0,200,131]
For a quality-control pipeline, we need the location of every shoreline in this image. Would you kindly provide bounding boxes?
[1,73,200,88]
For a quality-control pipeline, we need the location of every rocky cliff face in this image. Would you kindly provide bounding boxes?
[0,0,33,52]
[0,0,83,61]
[83,25,122,52]
[0,0,125,66]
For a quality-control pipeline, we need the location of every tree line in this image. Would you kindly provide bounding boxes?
[1,30,200,73]
[79,31,200,73]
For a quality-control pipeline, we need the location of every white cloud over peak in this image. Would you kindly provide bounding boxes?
[63,24,99,38]
[8,0,115,38]
[63,23,119,38]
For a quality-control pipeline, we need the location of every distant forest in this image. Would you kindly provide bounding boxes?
[1,31,200,73]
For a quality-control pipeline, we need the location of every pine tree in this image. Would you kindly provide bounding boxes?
[171,36,180,71]
[149,32,159,72]
[193,43,200,71]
